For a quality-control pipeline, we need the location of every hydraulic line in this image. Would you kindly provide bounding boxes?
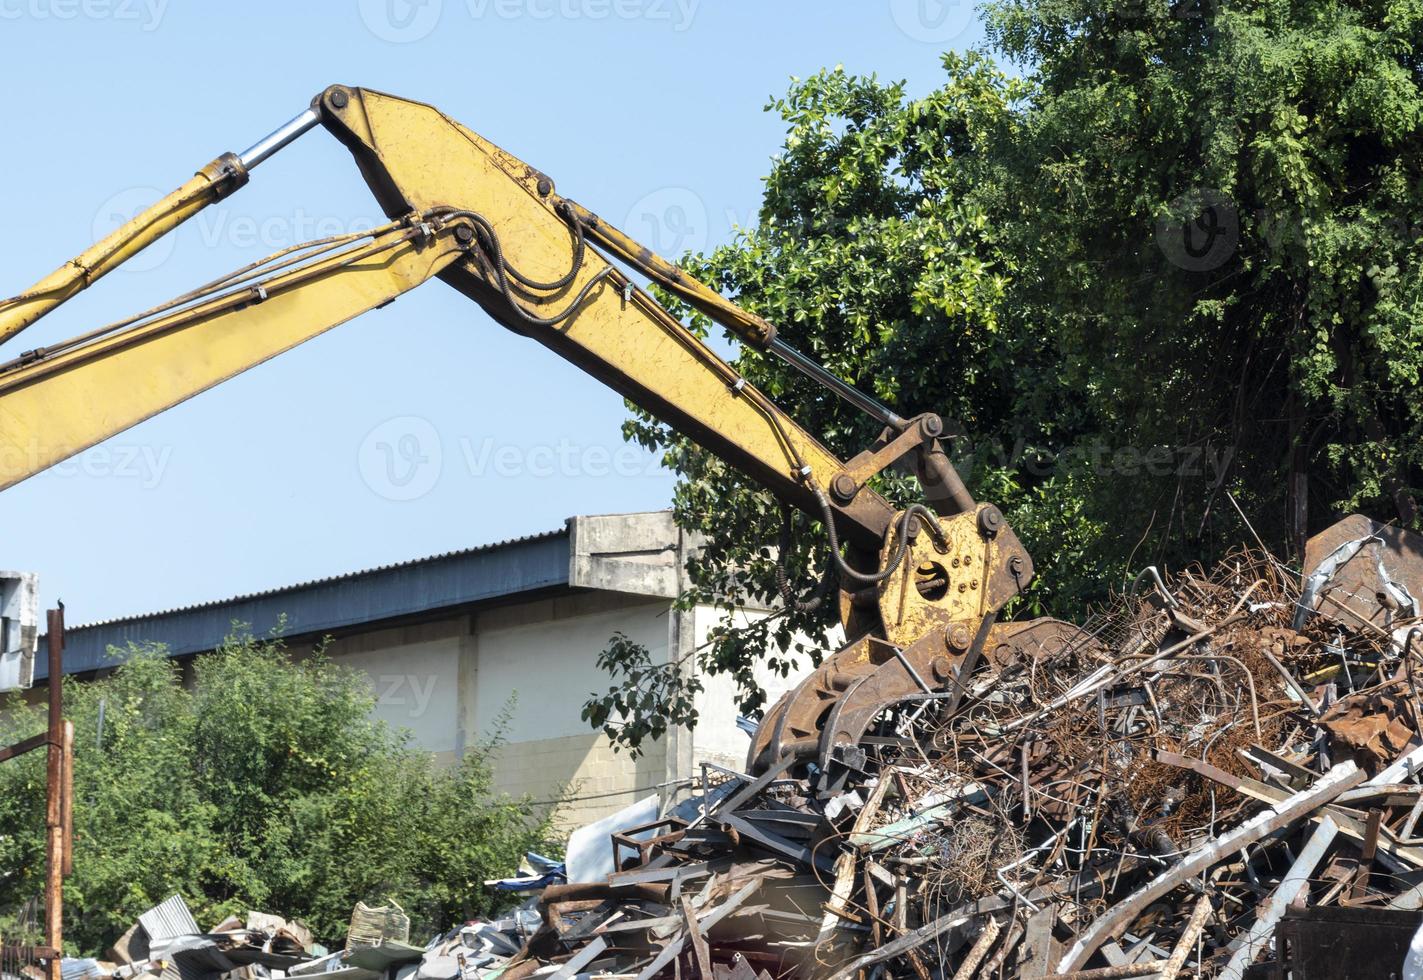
[480,199,953,591]
[0,214,445,382]
[777,504,837,613]
[461,205,819,488]
[809,479,946,587]
[460,210,613,328]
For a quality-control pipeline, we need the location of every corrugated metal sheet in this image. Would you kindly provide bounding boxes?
[138,894,201,943]
[38,527,571,679]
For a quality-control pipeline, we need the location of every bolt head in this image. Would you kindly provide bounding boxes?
[328,88,349,109]
[537,176,553,197]
[831,474,859,502]
[978,505,1004,537]
[945,625,972,653]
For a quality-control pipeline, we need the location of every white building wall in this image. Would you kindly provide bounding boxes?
[329,622,465,756]
[472,591,673,829]
[688,604,844,774]
[319,513,829,829]
[321,591,678,831]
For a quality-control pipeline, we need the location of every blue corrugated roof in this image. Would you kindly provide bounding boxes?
[38,527,571,679]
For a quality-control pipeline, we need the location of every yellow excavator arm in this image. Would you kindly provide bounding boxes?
[0,86,1037,778]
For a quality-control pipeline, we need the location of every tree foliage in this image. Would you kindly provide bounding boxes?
[0,633,553,956]
[985,0,1423,552]
[594,1,1423,751]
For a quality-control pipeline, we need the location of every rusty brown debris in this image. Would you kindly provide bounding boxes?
[489,515,1423,978]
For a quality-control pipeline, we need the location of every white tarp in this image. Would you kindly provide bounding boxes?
[564,794,660,884]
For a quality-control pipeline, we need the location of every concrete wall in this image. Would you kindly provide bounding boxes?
[26,512,828,832]
[319,589,676,829]
[471,591,673,829]
[688,604,837,774]
[323,592,832,828]
[319,511,833,829]
[323,618,466,758]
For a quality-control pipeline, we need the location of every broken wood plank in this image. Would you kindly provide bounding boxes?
[981,917,1024,979]
[950,915,1000,980]
[814,775,892,949]
[680,896,710,980]
[1042,963,1168,979]
[862,860,883,949]
[1158,894,1212,980]
[632,879,762,980]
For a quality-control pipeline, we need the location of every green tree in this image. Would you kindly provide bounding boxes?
[0,633,553,955]
[594,0,1423,751]
[591,57,1081,750]
[983,0,1423,554]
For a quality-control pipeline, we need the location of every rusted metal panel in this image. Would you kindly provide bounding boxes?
[1299,514,1423,634]
[0,570,37,692]
[1273,905,1420,979]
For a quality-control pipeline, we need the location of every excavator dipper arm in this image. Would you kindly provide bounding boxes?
[0,86,1039,778]
[0,86,896,552]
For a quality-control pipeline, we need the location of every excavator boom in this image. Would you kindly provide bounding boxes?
[0,86,1038,778]
[0,87,897,550]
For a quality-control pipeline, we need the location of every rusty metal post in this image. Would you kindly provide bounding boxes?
[43,606,64,980]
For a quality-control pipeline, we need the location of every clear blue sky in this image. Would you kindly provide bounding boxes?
[0,1,985,624]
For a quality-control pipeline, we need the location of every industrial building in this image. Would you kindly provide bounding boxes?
[36,511,812,827]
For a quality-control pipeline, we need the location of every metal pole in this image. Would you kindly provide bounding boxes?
[43,606,64,980]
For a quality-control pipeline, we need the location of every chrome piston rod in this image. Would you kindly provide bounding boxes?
[238,107,323,170]
[768,336,904,428]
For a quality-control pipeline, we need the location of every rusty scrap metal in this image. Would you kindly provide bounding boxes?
[44,607,67,980]
[489,515,1423,977]
[60,513,1423,980]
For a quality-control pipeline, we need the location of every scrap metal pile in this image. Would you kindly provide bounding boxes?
[497,514,1423,979]
[57,895,522,980]
[47,514,1423,980]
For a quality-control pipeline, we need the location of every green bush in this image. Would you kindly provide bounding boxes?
[0,632,554,956]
